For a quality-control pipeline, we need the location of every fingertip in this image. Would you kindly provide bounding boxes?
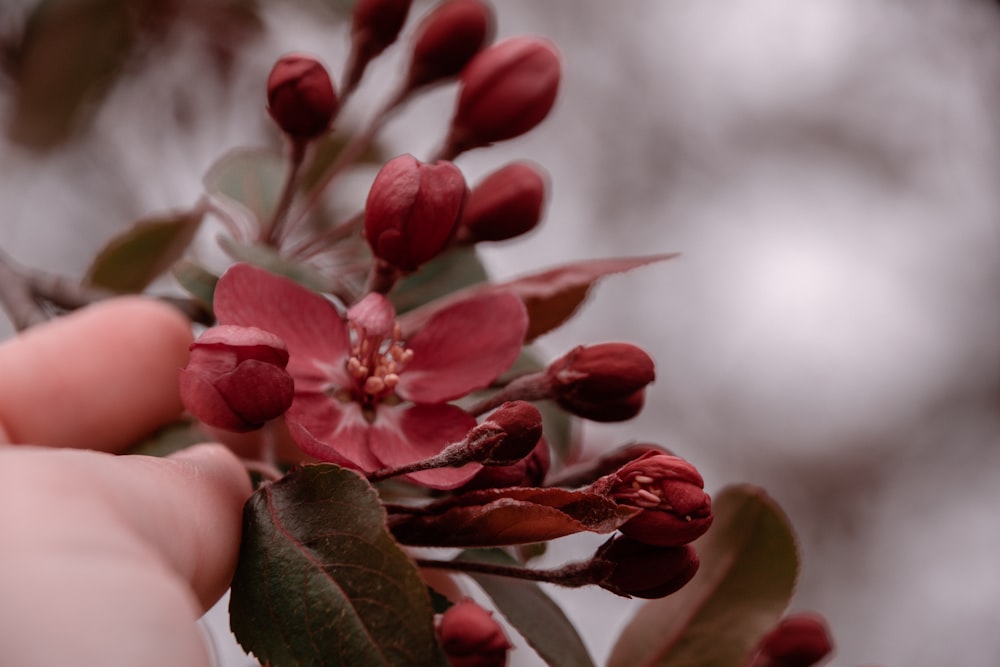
[0,297,194,450]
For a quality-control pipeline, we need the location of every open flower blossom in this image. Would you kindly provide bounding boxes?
[212,263,528,488]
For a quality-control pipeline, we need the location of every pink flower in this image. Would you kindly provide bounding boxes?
[212,263,528,489]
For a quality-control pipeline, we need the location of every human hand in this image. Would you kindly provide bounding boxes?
[0,298,252,667]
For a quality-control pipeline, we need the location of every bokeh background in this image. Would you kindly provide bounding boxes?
[4,1,1000,665]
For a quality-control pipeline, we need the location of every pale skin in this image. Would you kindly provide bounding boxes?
[0,298,253,667]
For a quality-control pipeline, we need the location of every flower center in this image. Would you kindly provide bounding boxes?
[346,320,414,403]
[614,474,669,510]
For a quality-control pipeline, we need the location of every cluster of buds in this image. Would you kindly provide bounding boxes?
[173,2,716,664]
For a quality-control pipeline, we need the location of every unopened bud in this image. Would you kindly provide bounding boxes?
[266,54,338,140]
[547,343,655,422]
[468,400,543,466]
[179,325,295,432]
[437,598,511,667]
[364,154,467,272]
[444,36,560,155]
[459,435,550,491]
[406,0,495,90]
[345,0,413,93]
[595,536,699,599]
[748,613,834,667]
[590,452,712,547]
[456,161,547,243]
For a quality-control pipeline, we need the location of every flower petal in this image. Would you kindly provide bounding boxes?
[283,394,382,471]
[369,404,481,489]
[213,263,351,392]
[397,290,526,403]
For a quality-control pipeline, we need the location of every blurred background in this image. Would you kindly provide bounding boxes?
[3,1,1000,665]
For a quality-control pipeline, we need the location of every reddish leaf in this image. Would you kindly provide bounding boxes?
[607,484,800,667]
[387,487,639,547]
[230,464,447,666]
[399,254,678,341]
[86,209,204,293]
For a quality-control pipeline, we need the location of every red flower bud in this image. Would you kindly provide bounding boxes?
[437,598,511,667]
[352,0,412,60]
[364,154,467,272]
[406,0,495,90]
[445,36,560,154]
[590,452,712,547]
[345,0,413,93]
[179,325,295,432]
[595,536,699,599]
[547,343,655,422]
[266,54,338,140]
[456,161,547,243]
[748,613,834,667]
[466,400,543,466]
[459,435,550,491]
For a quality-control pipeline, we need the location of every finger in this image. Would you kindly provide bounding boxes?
[0,297,192,450]
[0,443,252,667]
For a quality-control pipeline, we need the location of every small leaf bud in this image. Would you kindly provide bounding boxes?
[266,54,338,140]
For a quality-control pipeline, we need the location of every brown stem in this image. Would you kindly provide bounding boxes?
[262,139,308,247]
[415,557,602,588]
[0,249,47,331]
[289,87,409,233]
[466,373,553,417]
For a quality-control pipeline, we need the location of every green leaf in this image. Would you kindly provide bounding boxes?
[230,464,447,667]
[86,209,204,292]
[390,247,490,314]
[8,0,133,149]
[217,236,331,293]
[172,261,219,308]
[204,148,287,229]
[607,484,800,667]
[459,549,596,667]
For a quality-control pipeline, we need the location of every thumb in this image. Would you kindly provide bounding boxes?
[0,443,252,667]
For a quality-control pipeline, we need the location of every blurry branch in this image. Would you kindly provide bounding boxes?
[0,248,211,333]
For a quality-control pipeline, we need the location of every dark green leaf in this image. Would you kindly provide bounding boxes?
[86,209,204,292]
[460,549,596,667]
[8,0,132,148]
[607,484,800,667]
[122,419,207,458]
[172,261,219,308]
[230,464,447,667]
[217,236,331,293]
[204,148,287,229]
[390,247,490,314]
